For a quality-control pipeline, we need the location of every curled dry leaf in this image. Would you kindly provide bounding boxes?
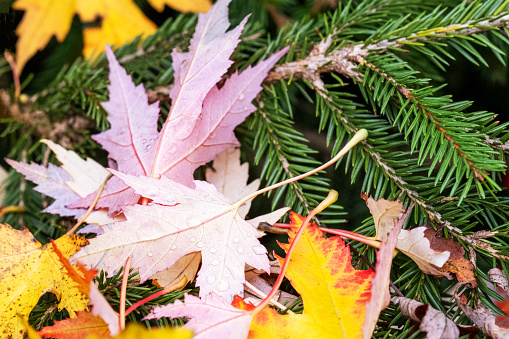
[489,268,509,295]
[364,195,477,286]
[392,296,478,338]
[0,224,88,339]
[456,293,509,338]
[244,260,298,306]
[362,193,404,241]
[150,252,202,289]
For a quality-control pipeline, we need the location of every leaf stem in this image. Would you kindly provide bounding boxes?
[251,189,338,315]
[66,174,112,235]
[4,51,20,99]
[119,257,131,331]
[0,205,25,219]
[273,223,381,249]
[234,129,368,209]
[124,275,188,316]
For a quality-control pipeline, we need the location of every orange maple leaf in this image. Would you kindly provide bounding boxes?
[38,311,110,339]
[234,213,375,338]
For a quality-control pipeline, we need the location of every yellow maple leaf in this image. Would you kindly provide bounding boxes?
[0,224,88,339]
[147,0,211,13]
[81,0,156,59]
[86,323,193,339]
[237,213,376,339]
[13,0,210,72]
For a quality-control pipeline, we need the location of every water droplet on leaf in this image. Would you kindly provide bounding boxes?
[207,275,216,284]
[190,237,196,242]
[167,143,177,153]
[233,237,240,243]
[171,244,177,250]
[252,246,266,255]
[237,247,244,254]
[211,259,219,266]
[238,93,245,100]
[210,248,217,253]
[196,241,204,248]
[185,216,202,227]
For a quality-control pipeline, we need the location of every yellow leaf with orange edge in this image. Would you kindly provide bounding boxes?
[236,213,376,339]
[0,224,88,339]
[39,311,110,339]
[86,323,193,339]
[147,0,211,13]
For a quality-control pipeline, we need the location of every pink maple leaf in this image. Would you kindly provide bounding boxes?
[144,293,252,339]
[70,0,287,214]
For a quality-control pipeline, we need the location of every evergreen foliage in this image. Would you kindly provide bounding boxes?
[3,0,509,336]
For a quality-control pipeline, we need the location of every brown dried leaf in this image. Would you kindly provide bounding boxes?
[393,296,478,338]
[363,193,404,241]
[244,260,298,306]
[365,196,477,286]
[151,252,202,288]
[489,268,509,296]
[422,227,477,286]
[456,293,509,338]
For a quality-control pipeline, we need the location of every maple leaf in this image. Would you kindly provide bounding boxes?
[70,0,287,214]
[147,0,211,13]
[146,293,253,339]
[206,147,290,223]
[38,311,110,339]
[73,171,271,300]
[12,0,157,72]
[245,213,375,338]
[38,239,120,338]
[364,195,477,286]
[87,323,193,339]
[146,212,401,338]
[7,140,120,225]
[0,224,88,339]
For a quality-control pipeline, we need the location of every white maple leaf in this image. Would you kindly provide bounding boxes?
[73,171,270,300]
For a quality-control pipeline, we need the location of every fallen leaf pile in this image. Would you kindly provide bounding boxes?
[145,212,402,339]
